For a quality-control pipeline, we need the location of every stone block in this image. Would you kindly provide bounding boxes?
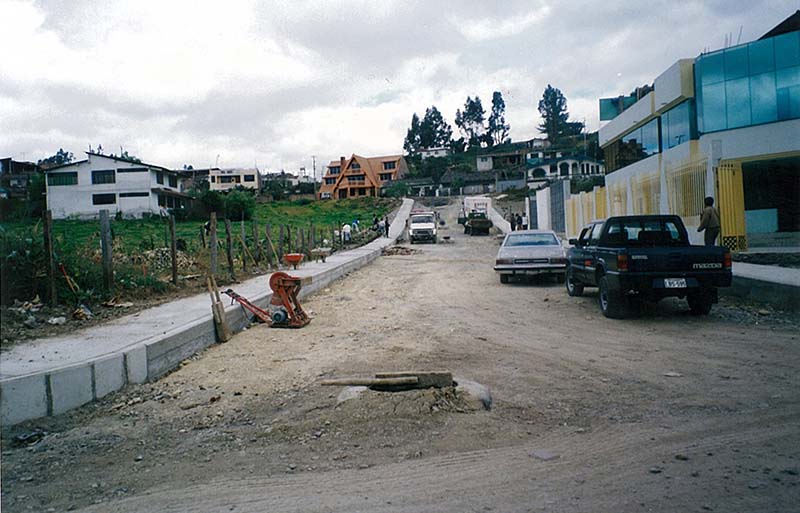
[125,346,148,384]
[94,354,125,399]
[0,375,48,426]
[50,365,93,416]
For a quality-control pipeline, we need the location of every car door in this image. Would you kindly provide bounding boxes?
[570,225,593,281]
[581,222,604,286]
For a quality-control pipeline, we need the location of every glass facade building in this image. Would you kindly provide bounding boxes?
[695,30,800,133]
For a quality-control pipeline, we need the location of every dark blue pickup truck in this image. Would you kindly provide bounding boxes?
[565,215,732,318]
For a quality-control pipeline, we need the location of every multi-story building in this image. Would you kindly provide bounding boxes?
[44,152,190,219]
[0,158,40,199]
[594,12,799,248]
[208,168,261,192]
[318,154,408,199]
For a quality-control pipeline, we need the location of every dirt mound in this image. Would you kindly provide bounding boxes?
[382,246,420,256]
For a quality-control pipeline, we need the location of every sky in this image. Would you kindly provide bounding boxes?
[0,0,794,174]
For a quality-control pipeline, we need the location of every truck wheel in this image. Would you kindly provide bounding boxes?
[500,274,510,284]
[599,276,628,319]
[432,236,437,244]
[565,267,584,297]
[687,290,714,315]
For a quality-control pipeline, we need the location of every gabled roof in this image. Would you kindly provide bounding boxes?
[44,152,176,173]
[331,154,403,190]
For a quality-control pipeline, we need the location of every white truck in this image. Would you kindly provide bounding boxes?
[408,211,437,244]
[463,196,492,215]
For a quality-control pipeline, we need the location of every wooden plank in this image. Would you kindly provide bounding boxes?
[169,214,178,285]
[319,377,418,387]
[374,371,453,388]
[99,209,113,291]
[43,210,57,305]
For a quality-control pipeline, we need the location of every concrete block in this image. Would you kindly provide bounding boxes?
[49,364,93,416]
[0,374,48,426]
[94,354,125,399]
[125,345,148,384]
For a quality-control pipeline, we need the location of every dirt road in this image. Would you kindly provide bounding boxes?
[2,201,799,512]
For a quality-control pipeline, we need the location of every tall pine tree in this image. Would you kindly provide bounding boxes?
[487,91,511,146]
[537,85,570,145]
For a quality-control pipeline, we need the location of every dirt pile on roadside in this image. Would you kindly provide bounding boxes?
[382,246,420,256]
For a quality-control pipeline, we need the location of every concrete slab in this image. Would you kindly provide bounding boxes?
[0,374,48,426]
[49,364,93,416]
[94,355,126,399]
[125,346,148,384]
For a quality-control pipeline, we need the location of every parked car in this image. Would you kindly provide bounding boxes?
[565,215,732,318]
[494,230,566,283]
[464,211,493,235]
[408,211,437,244]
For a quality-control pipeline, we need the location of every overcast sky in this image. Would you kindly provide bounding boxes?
[0,0,793,174]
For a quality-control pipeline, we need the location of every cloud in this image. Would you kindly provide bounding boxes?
[449,4,552,42]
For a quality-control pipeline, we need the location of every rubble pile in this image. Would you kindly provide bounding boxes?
[382,246,420,256]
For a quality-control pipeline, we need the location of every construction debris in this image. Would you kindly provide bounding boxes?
[321,371,453,391]
[382,246,420,256]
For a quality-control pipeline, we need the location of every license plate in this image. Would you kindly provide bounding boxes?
[664,278,687,288]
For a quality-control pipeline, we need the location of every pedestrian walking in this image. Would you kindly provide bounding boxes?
[384,216,390,237]
[509,212,516,231]
[521,213,528,230]
[697,196,721,246]
[515,214,523,230]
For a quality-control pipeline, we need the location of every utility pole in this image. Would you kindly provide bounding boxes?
[312,155,317,200]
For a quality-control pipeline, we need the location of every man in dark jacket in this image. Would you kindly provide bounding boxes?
[697,196,721,246]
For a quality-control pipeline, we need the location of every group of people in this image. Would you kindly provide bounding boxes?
[507,212,528,231]
[340,215,390,243]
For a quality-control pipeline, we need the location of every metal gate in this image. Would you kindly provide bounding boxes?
[716,160,748,251]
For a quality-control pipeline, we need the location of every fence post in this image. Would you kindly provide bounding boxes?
[210,213,218,276]
[300,228,306,257]
[199,226,206,249]
[99,209,113,291]
[287,225,293,253]
[265,223,273,268]
[43,210,57,305]
[310,223,316,249]
[240,219,247,272]
[169,214,178,285]
[252,219,261,265]
[279,225,285,260]
[225,218,236,281]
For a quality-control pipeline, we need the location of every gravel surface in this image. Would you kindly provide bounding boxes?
[2,200,799,513]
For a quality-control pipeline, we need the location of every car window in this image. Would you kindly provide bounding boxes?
[604,219,688,246]
[411,215,433,224]
[578,227,592,243]
[505,233,559,247]
[589,223,604,244]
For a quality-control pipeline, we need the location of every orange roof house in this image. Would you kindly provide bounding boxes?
[318,154,408,199]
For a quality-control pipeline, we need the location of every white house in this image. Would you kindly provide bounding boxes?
[45,152,190,219]
[209,168,261,192]
[419,147,452,160]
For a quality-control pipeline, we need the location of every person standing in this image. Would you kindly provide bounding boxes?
[515,213,523,231]
[384,216,390,237]
[342,222,352,243]
[509,212,516,231]
[697,196,721,246]
[521,213,528,230]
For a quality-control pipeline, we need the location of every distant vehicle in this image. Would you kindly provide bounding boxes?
[464,211,493,235]
[457,209,467,225]
[494,230,566,283]
[463,196,491,215]
[566,215,732,318]
[408,211,437,244]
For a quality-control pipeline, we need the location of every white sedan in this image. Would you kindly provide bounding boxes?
[493,230,567,284]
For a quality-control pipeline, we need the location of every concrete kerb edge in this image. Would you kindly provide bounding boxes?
[0,200,414,426]
[723,275,800,312]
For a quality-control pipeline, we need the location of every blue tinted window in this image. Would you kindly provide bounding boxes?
[725,46,749,80]
[641,118,659,155]
[702,82,727,132]
[774,31,800,69]
[748,38,774,75]
[776,66,800,119]
[726,78,751,128]
[750,72,777,124]
[662,101,692,149]
[699,51,725,85]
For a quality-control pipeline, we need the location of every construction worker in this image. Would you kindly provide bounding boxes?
[697,196,721,246]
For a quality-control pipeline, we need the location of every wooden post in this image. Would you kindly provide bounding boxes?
[265,223,280,269]
[169,214,178,285]
[240,219,247,272]
[310,223,316,249]
[265,223,273,267]
[225,218,236,281]
[278,225,285,260]
[199,226,206,249]
[209,213,218,276]
[252,219,261,264]
[287,225,293,253]
[300,228,306,256]
[99,209,113,291]
[331,225,336,250]
[43,210,57,305]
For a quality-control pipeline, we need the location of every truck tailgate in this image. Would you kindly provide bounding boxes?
[623,246,727,273]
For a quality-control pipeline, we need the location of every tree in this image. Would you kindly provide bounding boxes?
[38,148,74,169]
[487,91,511,146]
[538,85,571,145]
[454,96,486,149]
[403,113,422,155]
[419,106,452,149]
[224,190,256,220]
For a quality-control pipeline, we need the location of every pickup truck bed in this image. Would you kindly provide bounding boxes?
[566,215,732,318]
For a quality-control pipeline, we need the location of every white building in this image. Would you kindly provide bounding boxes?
[209,168,261,192]
[45,152,190,219]
[419,147,452,160]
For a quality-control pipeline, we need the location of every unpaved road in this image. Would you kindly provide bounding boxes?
[2,201,799,512]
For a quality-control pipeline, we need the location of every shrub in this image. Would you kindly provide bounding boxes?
[224,190,256,221]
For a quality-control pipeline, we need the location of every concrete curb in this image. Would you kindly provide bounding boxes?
[0,199,414,426]
[723,276,800,312]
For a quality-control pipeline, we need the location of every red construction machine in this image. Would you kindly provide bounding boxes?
[222,271,310,329]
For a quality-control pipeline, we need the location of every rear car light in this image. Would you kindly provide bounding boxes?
[723,252,732,269]
[549,257,567,264]
[496,258,513,265]
[617,254,629,271]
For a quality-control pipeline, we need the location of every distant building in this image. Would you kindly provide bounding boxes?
[44,152,190,219]
[0,158,40,199]
[526,153,605,183]
[318,154,408,199]
[419,147,452,160]
[209,168,261,192]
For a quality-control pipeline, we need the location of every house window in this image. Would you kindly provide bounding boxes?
[221,176,235,183]
[211,176,216,183]
[379,173,393,181]
[118,167,147,173]
[350,162,361,170]
[155,171,164,184]
[347,175,365,183]
[92,170,116,184]
[92,193,116,205]
[119,192,149,198]
[383,161,396,170]
[325,177,337,185]
[168,175,177,188]
[47,172,78,186]
[480,157,489,162]
[329,166,341,175]
[244,175,255,182]
[358,188,366,196]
